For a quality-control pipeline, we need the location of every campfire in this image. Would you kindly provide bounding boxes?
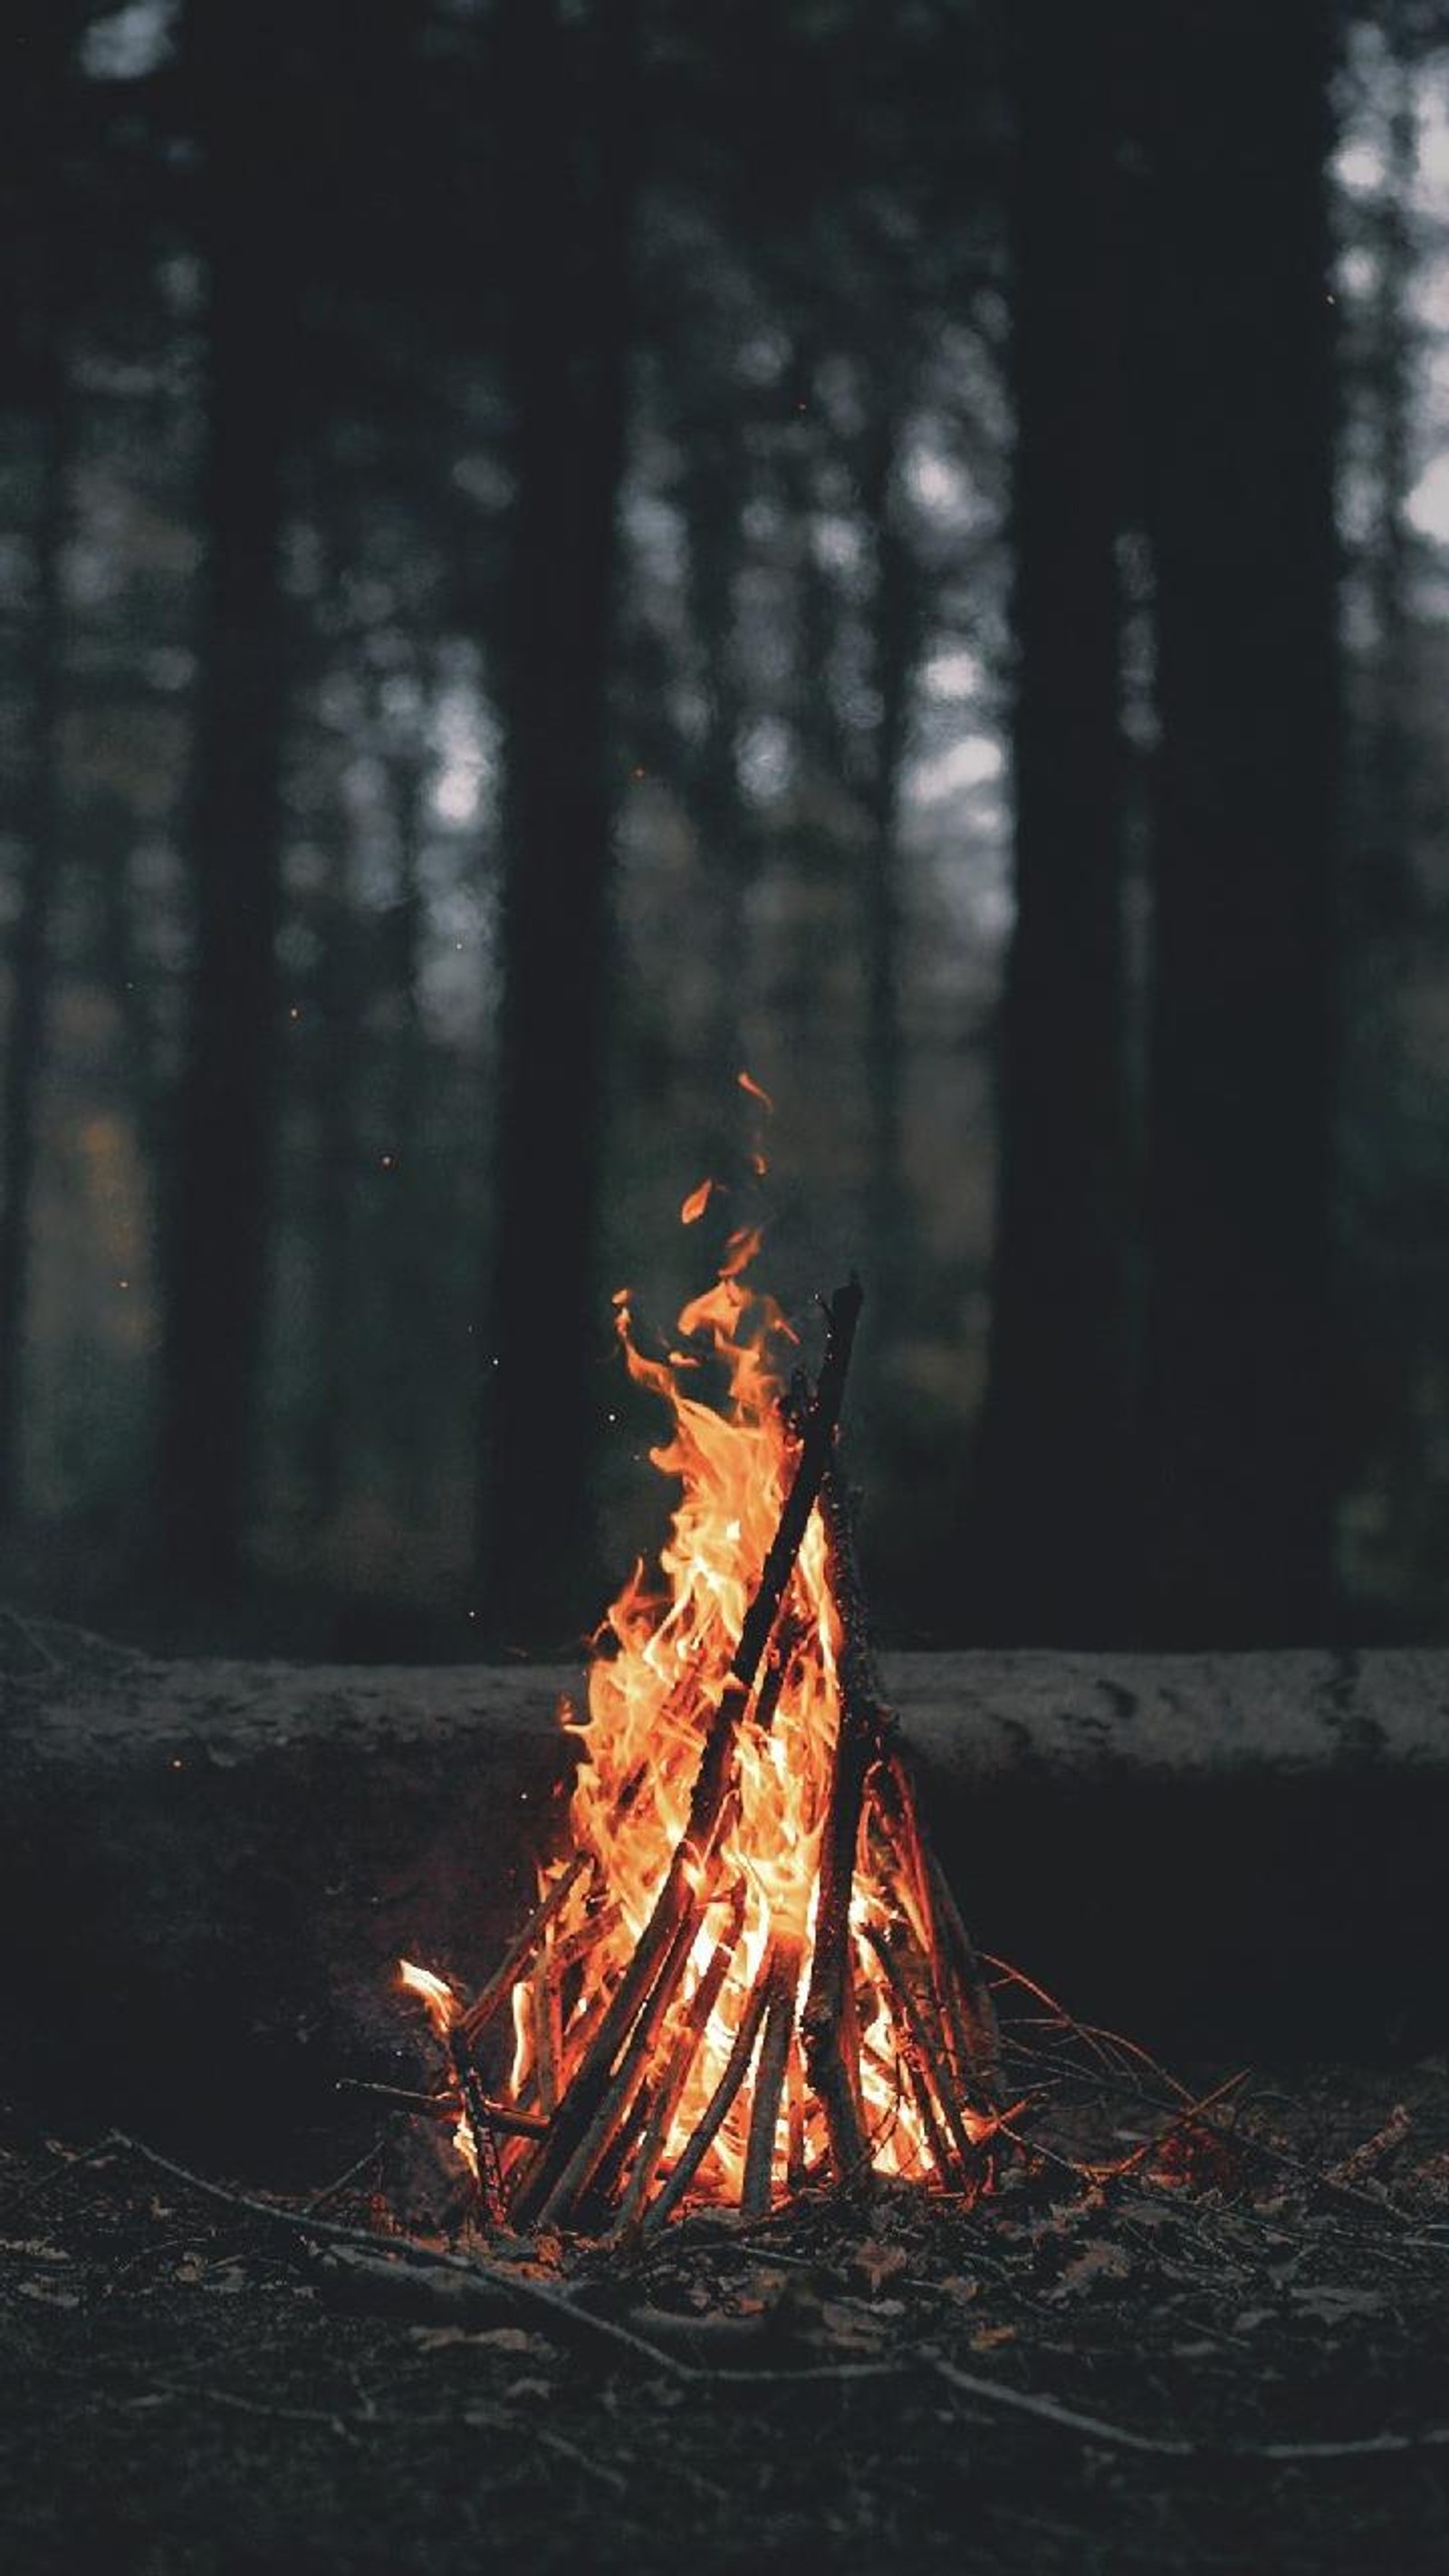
[399,1196,1004,2235]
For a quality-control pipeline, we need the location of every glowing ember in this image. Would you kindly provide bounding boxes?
[399,1200,1001,2232]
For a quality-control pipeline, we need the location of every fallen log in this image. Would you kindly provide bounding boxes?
[2,1616,1446,2165]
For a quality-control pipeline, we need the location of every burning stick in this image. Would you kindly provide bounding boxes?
[339,2081,550,2139]
[860,1921,976,2187]
[459,1851,590,2046]
[610,1879,746,2238]
[642,1941,779,2235]
[532,1866,721,2225]
[529,1951,561,2117]
[742,1936,804,2216]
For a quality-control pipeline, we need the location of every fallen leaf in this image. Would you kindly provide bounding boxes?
[816,2299,888,2352]
[1048,2241,1133,2302]
[936,2275,981,2307]
[408,2324,552,2356]
[969,2322,1018,2352]
[850,2238,909,2296]
[17,2280,80,2310]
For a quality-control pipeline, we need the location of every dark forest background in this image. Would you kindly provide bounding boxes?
[4,0,1449,1660]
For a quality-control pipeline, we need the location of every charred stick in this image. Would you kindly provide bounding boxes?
[447,2033,507,2221]
[924,1845,1003,2096]
[531,1952,561,2117]
[800,1462,897,2177]
[874,1754,1002,2107]
[871,1756,934,1950]
[800,1711,871,2177]
[750,1608,809,1738]
[336,2079,549,2140]
[545,1904,622,1993]
[534,1878,713,2225]
[513,1284,861,2224]
[583,2071,658,2220]
[336,2080,454,2120]
[895,2036,955,2180]
[610,1879,747,2237]
[742,1936,803,2216]
[853,2034,926,2177]
[859,2030,929,2172]
[509,1858,704,2225]
[459,1853,590,2045]
[642,1944,778,2236]
[815,1463,897,1764]
[497,2060,556,2183]
[785,2033,808,2192]
[859,1921,979,2186]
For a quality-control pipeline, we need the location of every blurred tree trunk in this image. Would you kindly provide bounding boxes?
[1365,22,1417,934]
[1138,0,1339,1644]
[304,805,359,1530]
[480,0,638,1644]
[0,377,70,1524]
[157,0,296,1594]
[977,8,1130,1643]
[379,727,431,1509]
[680,421,753,1174]
[857,408,918,1298]
[0,4,83,1525]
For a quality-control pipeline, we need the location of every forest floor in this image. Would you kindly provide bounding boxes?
[2,2062,1447,2576]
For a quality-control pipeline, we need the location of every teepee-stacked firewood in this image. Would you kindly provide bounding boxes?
[401,1274,1003,2236]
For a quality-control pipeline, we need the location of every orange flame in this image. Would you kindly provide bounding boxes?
[499,1220,930,2205]
[398,1957,460,2037]
[680,1177,715,1225]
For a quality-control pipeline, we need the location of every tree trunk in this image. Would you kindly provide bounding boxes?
[977,8,1130,1644]
[304,803,359,1530]
[479,0,638,1647]
[680,420,753,1176]
[1363,20,1417,936]
[0,377,70,1523]
[1138,0,1339,1645]
[156,0,296,1595]
[0,2,85,1523]
[379,730,432,1509]
[857,408,917,1296]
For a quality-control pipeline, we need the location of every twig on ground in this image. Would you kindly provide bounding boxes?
[304,2140,385,2214]
[108,2133,691,2379]
[1099,2069,1251,2182]
[131,2380,628,2488]
[0,2135,118,2225]
[931,2358,1449,2464]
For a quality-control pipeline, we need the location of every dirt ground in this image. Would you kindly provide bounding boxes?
[3,2059,1447,2576]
